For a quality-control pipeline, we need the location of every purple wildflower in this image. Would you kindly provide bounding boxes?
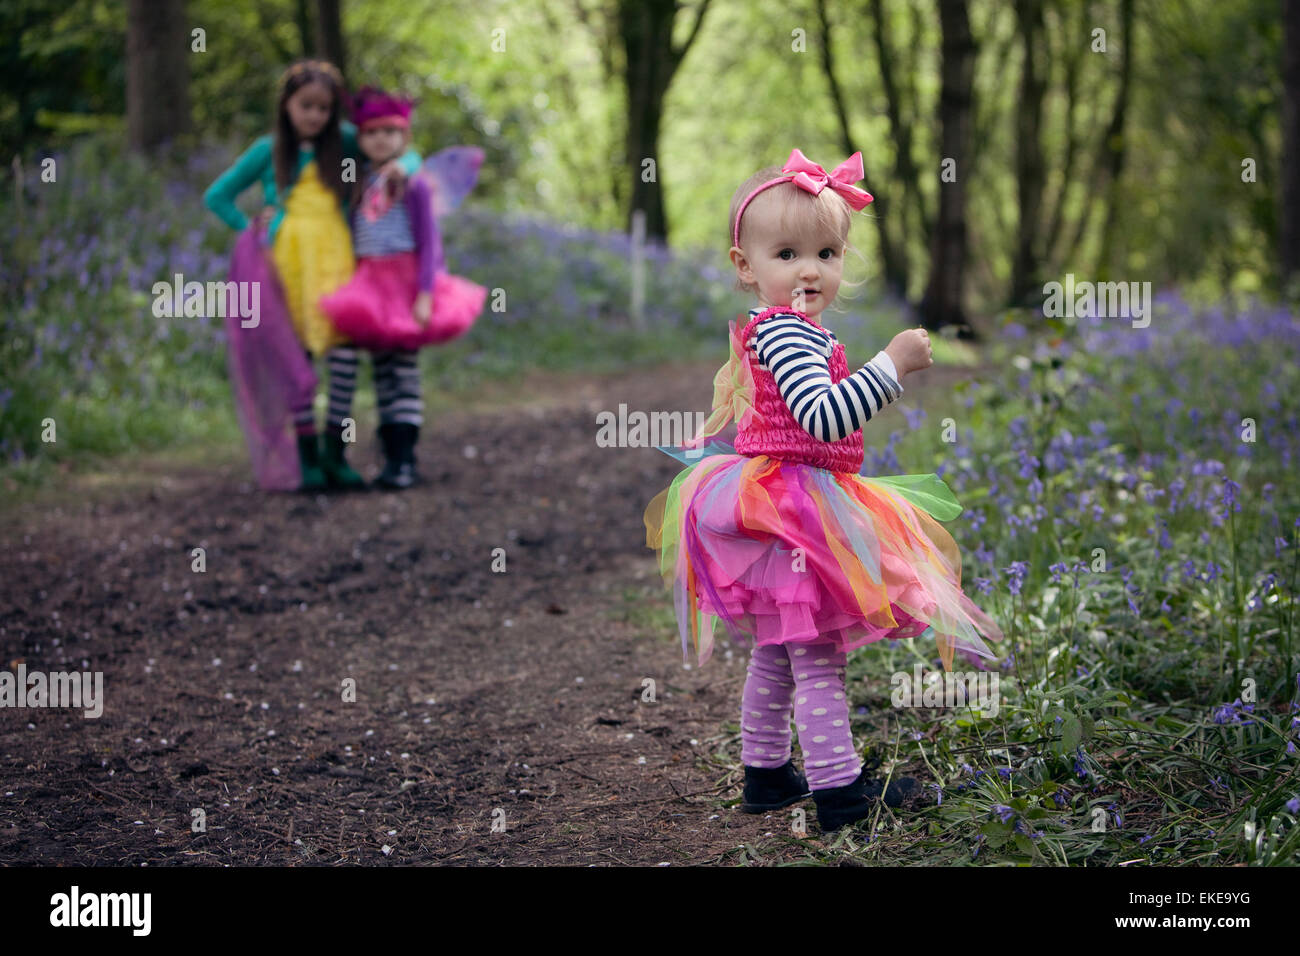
[1003,561,1029,595]
[1222,478,1241,513]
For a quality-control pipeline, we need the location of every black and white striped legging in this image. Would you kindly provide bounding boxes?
[291,347,422,432]
[291,346,363,434]
[372,349,423,427]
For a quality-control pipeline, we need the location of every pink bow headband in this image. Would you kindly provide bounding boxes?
[731,148,874,247]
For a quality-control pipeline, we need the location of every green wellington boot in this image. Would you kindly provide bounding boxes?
[319,426,367,490]
[297,433,328,493]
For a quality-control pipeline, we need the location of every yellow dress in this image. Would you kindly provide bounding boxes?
[271,160,355,355]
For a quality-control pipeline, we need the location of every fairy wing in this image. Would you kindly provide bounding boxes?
[416,146,485,221]
[359,146,484,223]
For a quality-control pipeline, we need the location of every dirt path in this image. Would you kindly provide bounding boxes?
[0,358,982,865]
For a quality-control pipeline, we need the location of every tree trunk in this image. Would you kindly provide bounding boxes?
[919,0,976,336]
[1282,0,1300,285]
[1042,0,1086,271]
[616,0,711,243]
[1010,0,1046,305]
[815,0,908,298]
[869,0,929,265]
[316,0,346,77]
[618,0,674,240]
[294,0,313,58]
[1095,0,1134,278]
[125,0,192,153]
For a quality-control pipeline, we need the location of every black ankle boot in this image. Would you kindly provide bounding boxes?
[376,423,419,489]
[742,760,811,813]
[812,766,920,832]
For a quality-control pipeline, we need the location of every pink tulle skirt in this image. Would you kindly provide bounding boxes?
[319,251,487,351]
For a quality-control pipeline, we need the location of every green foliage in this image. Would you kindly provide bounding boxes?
[7,0,1288,300]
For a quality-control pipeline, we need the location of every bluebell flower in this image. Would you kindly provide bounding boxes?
[1003,561,1029,596]
[1222,478,1242,515]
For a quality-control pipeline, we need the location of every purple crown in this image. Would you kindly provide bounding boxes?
[351,86,414,128]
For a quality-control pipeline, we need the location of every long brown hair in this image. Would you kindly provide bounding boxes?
[273,60,348,204]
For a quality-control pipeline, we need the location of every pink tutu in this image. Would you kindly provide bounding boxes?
[320,251,487,351]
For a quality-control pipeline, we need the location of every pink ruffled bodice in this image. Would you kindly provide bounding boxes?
[733,306,866,473]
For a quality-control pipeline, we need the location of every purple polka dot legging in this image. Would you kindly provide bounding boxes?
[740,641,861,790]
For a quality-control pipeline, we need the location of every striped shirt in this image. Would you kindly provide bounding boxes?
[353,174,416,257]
[746,311,903,442]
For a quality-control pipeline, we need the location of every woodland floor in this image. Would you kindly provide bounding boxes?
[0,358,979,865]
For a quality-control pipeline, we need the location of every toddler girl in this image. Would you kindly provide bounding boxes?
[644,149,1003,832]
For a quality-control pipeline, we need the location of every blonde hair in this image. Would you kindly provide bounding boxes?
[727,164,867,304]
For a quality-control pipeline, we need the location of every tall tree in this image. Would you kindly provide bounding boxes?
[1094,0,1134,277]
[1041,0,1089,272]
[616,0,712,241]
[867,0,930,291]
[1009,0,1046,305]
[125,0,192,152]
[315,0,346,76]
[919,0,976,334]
[294,0,313,58]
[1283,0,1300,286]
[814,0,908,298]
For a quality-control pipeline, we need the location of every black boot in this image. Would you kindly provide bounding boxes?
[375,422,419,489]
[812,766,920,832]
[742,759,811,813]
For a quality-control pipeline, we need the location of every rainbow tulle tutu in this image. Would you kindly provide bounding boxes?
[644,442,1004,668]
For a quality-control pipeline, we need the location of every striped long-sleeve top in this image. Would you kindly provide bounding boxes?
[352,172,441,293]
[745,311,903,443]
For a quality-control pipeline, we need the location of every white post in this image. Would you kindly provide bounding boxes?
[630,208,646,332]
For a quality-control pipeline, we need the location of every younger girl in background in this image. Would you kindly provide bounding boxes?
[204,60,421,491]
[644,149,1003,832]
[320,87,487,488]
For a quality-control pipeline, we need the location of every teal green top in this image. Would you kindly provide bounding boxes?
[203,120,420,243]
